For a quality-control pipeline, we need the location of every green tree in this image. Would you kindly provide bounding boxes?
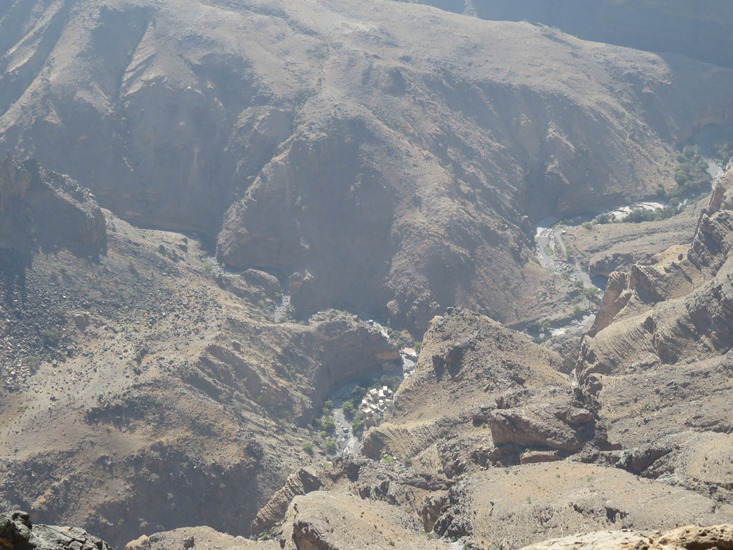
[674,145,711,195]
[342,400,355,419]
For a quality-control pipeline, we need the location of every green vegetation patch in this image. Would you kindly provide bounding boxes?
[672,145,711,197]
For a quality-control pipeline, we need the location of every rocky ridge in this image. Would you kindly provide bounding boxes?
[401,0,733,69]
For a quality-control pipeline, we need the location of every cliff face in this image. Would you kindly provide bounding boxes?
[0,157,107,259]
[4,2,733,548]
[581,165,733,372]
[3,0,733,330]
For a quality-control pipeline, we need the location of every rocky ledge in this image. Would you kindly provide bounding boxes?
[0,511,114,550]
[522,523,733,549]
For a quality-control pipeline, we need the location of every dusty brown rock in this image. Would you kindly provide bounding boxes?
[489,398,596,454]
[251,469,321,536]
[579,167,733,381]
[125,526,277,550]
[3,3,733,549]
[4,1,733,331]
[521,523,733,549]
[647,524,733,549]
[280,492,451,550]
[361,309,570,470]
[0,210,397,548]
[464,462,733,549]
[521,529,650,549]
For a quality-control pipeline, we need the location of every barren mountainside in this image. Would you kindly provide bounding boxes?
[2,0,733,330]
[2,1,733,549]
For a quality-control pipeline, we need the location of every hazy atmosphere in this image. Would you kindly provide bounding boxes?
[1,1,733,549]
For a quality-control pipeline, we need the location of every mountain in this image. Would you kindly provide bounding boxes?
[3,1,733,549]
[2,0,733,331]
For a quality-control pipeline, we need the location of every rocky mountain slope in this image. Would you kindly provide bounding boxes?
[0,159,402,548]
[132,166,733,549]
[2,0,733,331]
[3,1,733,549]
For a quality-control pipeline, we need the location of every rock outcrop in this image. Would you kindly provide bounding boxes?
[488,391,599,455]
[581,165,733,376]
[465,462,733,549]
[280,492,451,550]
[361,308,574,469]
[126,527,277,550]
[0,157,107,262]
[0,511,114,550]
[565,166,733,513]
[251,469,321,536]
[522,523,733,550]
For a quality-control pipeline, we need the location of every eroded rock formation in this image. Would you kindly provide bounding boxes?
[0,511,114,550]
[0,157,107,263]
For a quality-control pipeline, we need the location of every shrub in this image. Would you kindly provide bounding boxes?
[351,385,366,403]
[321,416,336,434]
[40,328,62,348]
[302,441,314,454]
[674,145,711,194]
[325,439,337,455]
[342,400,355,419]
[583,286,600,299]
[351,414,365,437]
[593,213,613,224]
[25,355,43,372]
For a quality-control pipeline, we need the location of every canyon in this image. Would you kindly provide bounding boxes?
[1,1,733,549]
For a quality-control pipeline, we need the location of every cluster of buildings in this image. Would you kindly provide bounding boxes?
[360,386,394,426]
